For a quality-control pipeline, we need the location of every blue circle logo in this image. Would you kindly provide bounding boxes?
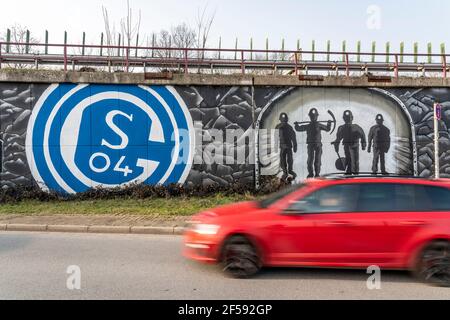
[26,84,194,194]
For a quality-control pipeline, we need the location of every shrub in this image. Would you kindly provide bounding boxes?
[0,176,288,204]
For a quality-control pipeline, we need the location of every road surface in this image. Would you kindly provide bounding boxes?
[0,231,449,300]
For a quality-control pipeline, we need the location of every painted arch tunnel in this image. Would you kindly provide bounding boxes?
[0,83,448,193]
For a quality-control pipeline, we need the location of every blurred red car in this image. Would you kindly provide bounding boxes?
[184,175,450,286]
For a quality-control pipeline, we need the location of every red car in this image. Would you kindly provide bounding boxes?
[184,175,450,286]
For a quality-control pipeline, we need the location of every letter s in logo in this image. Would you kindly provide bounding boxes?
[101,110,134,150]
[26,84,194,194]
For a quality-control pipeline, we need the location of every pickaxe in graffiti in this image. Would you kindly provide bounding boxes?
[294,110,337,135]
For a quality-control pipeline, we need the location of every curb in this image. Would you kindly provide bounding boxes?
[1,224,185,236]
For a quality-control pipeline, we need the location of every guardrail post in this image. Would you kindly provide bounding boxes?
[45,30,49,54]
[294,50,299,76]
[357,41,361,63]
[135,33,139,58]
[63,43,67,72]
[126,46,129,72]
[184,48,188,74]
[100,33,104,56]
[151,33,156,58]
[342,41,346,62]
[312,40,315,62]
[400,42,404,63]
[25,30,30,54]
[117,34,121,56]
[394,54,399,78]
[371,41,376,62]
[441,44,447,79]
[442,54,447,79]
[82,32,86,56]
[386,42,390,63]
[428,43,432,64]
[345,53,349,77]
[241,50,245,74]
[6,29,11,53]
[326,40,330,62]
[414,42,418,64]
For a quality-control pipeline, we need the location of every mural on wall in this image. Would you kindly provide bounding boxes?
[1,83,450,193]
[258,88,416,182]
[0,84,270,192]
[26,84,195,193]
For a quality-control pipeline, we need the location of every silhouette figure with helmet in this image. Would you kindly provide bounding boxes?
[294,108,332,178]
[332,110,367,175]
[368,114,391,175]
[276,113,297,181]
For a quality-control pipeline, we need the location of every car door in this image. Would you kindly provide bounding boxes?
[273,183,388,266]
[379,183,433,262]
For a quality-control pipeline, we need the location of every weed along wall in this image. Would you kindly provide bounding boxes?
[0,82,449,193]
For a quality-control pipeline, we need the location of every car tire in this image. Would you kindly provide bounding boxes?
[221,235,261,279]
[415,240,450,287]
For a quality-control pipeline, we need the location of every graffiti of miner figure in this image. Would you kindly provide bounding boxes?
[333,110,367,175]
[276,113,298,181]
[294,108,332,178]
[368,114,391,175]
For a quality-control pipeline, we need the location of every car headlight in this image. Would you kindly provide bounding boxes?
[192,224,220,235]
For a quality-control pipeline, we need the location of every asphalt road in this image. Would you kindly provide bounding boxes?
[0,231,450,300]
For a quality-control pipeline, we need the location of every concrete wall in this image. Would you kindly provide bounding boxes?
[0,71,449,193]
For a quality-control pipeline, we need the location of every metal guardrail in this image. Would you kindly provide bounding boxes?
[0,42,449,78]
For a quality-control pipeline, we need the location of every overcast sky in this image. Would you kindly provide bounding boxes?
[1,0,449,53]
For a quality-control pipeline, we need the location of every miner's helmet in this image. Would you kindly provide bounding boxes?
[309,108,319,121]
[279,113,289,123]
[376,114,384,122]
[343,110,353,123]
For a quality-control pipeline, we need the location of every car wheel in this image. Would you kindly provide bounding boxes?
[221,236,261,278]
[415,240,450,287]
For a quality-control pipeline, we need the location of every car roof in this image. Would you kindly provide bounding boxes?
[304,174,450,188]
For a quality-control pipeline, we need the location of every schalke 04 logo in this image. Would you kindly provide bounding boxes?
[26,84,194,194]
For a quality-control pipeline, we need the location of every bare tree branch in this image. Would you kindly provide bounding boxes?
[102,0,141,71]
[195,3,216,70]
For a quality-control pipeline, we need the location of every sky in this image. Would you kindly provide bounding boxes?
[1,0,449,53]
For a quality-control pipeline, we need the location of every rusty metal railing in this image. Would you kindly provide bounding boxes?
[0,42,448,78]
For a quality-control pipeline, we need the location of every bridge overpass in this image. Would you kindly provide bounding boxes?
[0,43,450,193]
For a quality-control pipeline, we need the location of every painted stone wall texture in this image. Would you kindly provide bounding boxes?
[0,83,448,193]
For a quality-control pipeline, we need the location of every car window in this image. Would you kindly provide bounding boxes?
[357,183,432,212]
[259,184,305,209]
[357,184,394,212]
[288,184,359,214]
[423,186,450,211]
[394,184,431,211]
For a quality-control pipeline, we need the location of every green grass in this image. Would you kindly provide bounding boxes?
[0,194,259,216]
